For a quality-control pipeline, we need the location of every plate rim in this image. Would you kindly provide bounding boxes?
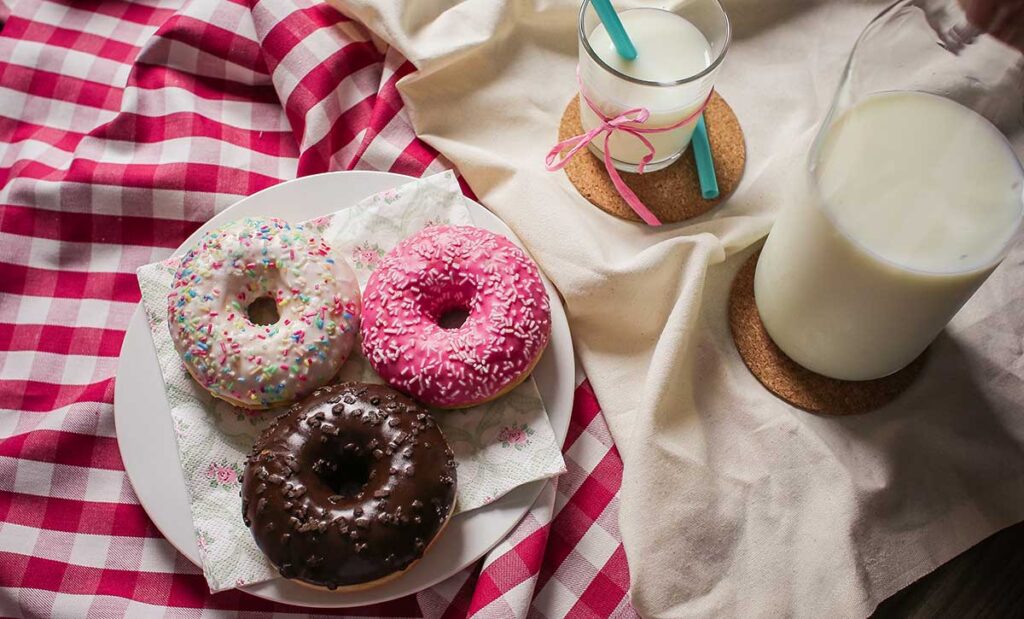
[113,170,574,608]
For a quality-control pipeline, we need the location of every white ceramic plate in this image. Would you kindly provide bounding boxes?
[113,171,574,608]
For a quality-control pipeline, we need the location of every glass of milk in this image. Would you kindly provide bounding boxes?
[754,0,1024,382]
[577,0,730,172]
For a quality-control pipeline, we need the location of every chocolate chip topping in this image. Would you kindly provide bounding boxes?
[241,382,457,588]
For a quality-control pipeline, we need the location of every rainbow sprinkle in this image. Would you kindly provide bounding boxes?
[167,217,362,408]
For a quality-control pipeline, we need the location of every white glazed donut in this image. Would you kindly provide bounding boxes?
[168,217,360,409]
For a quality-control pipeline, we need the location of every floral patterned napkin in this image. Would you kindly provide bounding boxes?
[135,171,566,592]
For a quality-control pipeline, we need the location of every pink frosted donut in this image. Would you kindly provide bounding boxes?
[360,225,552,409]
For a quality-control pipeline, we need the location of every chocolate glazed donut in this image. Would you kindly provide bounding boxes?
[241,382,457,590]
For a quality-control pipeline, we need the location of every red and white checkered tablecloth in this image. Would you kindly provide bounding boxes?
[0,1,636,616]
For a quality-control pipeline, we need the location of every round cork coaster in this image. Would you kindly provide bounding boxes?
[557,93,746,224]
[728,250,926,415]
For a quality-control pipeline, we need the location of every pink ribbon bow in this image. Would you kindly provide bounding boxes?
[546,73,714,226]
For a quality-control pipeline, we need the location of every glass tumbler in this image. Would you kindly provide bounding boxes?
[754,0,1024,381]
[577,0,730,172]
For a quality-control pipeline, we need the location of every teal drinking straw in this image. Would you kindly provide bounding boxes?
[591,0,637,60]
[693,114,719,199]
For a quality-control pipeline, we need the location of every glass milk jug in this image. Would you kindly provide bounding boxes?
[754,0,1024,381]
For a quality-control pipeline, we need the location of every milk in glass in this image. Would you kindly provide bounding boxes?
[755,91,1024,381]
[579,8,714,168]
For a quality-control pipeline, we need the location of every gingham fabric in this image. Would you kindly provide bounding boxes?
[0,1,637,617]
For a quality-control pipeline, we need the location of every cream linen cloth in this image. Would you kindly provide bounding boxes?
[329,1,1024,616]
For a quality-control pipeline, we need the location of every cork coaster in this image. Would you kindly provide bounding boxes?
[558,93,746,224]
[728,251,925,415]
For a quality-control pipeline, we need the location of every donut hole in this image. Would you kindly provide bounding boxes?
[246,296,280,326]
[438,307,470,330]
[316,452,371,497]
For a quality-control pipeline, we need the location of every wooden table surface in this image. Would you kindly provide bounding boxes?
[873,520,1024,617]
